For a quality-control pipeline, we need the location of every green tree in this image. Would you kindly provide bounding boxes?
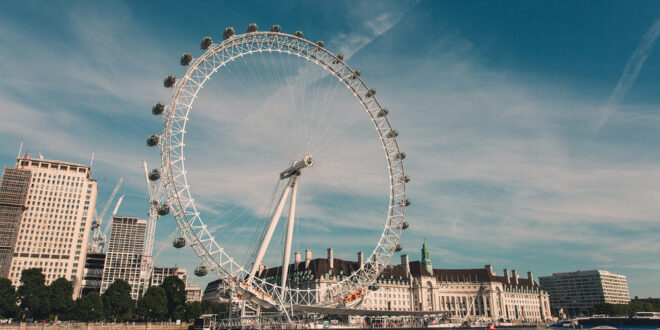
[17,268,50,320]
[159,276,186,321]
[136,286,167,321]
[49,277,73,321]
[202,301,229,315]
[102,279,134,322]
[0,278,18,319]
[75,292,104,322]
[185,301,203,321]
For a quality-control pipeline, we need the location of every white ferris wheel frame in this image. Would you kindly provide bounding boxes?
[158,30,408,309]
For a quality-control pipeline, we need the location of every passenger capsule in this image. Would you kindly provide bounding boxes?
[270,24,281,32]
[387,129,399,138]
[157,203,170,216]
[148,169,161,181]
[400,198,411,207]
[180,53,193,66]
[246,23,258,33]
[369,283,380,291]
[332,54,344,64]
[146,134,159,147]
[399,175,410,184]
[294,30,304,38]
[164,74,176,88]
[223,27,235,40]
[350,70,361,79]
[401,222,410,230]
[152,102,165,115]
[194,265,208,277]
[394,244,403,252]
[200,37,213,50]
[173,237,186,249]
[365,88,376,97]
[377,108,389,118]
[316,40,325,47]
[394,152,406,161]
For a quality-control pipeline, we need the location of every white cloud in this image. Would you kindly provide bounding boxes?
[592,19,660,135]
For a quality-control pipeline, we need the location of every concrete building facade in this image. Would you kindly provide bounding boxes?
[150,266,187,287]
[101,216,146,300]
[0,167,31,277]
[6,156,98,297]
[539,270,630,316]
[186,285,202,302]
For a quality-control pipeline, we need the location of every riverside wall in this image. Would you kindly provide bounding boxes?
[1,322,189,330]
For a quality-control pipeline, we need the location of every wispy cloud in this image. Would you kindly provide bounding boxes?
[330,1,419,59]
[592,19,660,135]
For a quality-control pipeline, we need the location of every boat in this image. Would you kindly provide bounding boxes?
[549,312,660,329]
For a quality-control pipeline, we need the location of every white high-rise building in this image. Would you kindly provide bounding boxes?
[101,216,147,300]
[539,270,630,316]
[7,155,98,297]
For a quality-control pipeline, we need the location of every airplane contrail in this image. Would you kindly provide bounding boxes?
[592,19,660,136]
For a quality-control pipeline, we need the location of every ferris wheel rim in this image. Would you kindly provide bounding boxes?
[157,30,408,307]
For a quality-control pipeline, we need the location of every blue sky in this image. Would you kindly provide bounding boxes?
[1,0,660,297]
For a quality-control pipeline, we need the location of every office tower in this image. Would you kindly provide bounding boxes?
[539,270,631,316]
[8,155,98,297]
[101,216,147,300]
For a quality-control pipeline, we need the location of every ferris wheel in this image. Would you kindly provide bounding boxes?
[146,23,409,314]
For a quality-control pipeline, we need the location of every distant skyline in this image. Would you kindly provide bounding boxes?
[1,1,660,297]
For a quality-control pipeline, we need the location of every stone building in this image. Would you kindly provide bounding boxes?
[257,243,552,323]
[6,155,98,297]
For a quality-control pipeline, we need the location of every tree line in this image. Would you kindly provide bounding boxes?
[592,301,660,316]
[0,268,226,322]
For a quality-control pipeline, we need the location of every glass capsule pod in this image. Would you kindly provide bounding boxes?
[157,204,170,216]
[194,265,208,277]
[200,37,213,50]
[365,88,376,97]
[316,40,325,47]
[146,134,159,147]
[395,244,403,252]
[294,30,304,38]
[400,199,411,207]
[246,23,258,33]
[148,169,161,181]
[180,53,193,66]
[152,102,165,115]
[270,25,281,33]
[387,129,399,138]
[173,237,186,249]
[163,74,176,88]
[377,108,389,118]
[223,27,235,40]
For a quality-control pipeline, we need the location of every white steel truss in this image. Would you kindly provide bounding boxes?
[156,30,408,312]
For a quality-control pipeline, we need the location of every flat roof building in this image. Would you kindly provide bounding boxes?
[7,155,98,297]
[101,216,146,300]
[539,270,630,316]
[186,285,202,302]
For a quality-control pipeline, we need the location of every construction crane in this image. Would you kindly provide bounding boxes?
[89,176,125,254]
[141,160,166,291]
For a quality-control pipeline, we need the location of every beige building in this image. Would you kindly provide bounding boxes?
[151,266,187,287]
[101,216,146,300]
[539,270,630,316]
[258,243,552,323]
[7,155,98,297]
[186,285,202,302]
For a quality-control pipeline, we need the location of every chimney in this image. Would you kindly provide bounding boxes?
[327,248,334,270]
[305,249,312,268]
[485,264,494,275]
[503,268,510,284]
[295,251,302,263]
[527,271,534,286]
[512,269,519,285]
[401,254,410,278]
[357,251,364,267]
